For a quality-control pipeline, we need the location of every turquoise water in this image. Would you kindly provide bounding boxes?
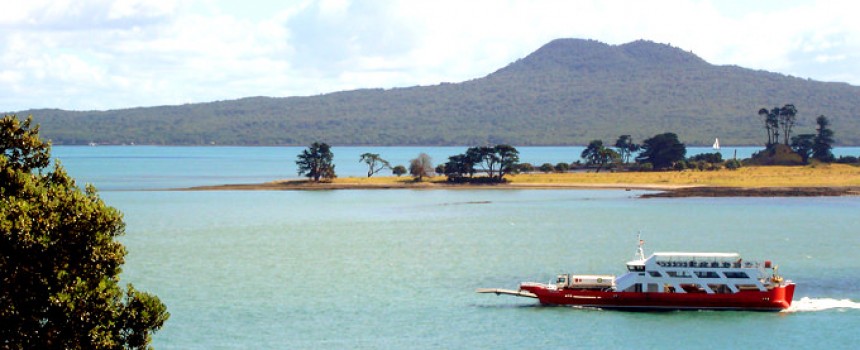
[51,147,860,349]
[52,146,860,190]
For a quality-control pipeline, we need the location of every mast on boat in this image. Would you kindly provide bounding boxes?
[635,232,645,261]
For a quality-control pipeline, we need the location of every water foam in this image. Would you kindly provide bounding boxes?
[783,297,860,313]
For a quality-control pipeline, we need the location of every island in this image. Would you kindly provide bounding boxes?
[182,164,860,198]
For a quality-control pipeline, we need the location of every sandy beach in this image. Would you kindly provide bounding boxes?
[180,179,860,197]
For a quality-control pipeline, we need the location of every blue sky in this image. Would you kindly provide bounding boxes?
[2,0,858,111]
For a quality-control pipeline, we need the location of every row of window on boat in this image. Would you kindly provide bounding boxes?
[645,270,750,279]
[655,261,746,268]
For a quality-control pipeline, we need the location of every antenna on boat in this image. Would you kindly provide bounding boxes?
[635,231,645,261]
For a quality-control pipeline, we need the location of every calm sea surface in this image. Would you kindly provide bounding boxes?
[51,146,860,349]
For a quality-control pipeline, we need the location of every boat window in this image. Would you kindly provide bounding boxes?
[666,271,691,278]
[723,271,749,279]
[648,271,662,277]
[707,284,731,294]
[736,284,759,291]
[695,271,719,278]
[627,265,645,272]
[647,283,660,292]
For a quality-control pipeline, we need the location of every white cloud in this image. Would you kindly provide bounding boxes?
[2,0,860,111]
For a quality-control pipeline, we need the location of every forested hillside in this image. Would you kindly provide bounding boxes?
[14,38,860,146]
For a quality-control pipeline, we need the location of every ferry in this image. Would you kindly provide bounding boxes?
[477,237,795,311]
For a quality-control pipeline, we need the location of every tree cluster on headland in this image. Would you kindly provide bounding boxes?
[293,104,855,184]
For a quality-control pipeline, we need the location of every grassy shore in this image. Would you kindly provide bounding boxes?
[183,164,860,196]
[330,164,860,188]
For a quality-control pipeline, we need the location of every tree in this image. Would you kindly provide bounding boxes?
[359,153,390,178]
[409,153,434,181]
[539,163,554,173]
[296,142,335,182]
[597,148,621,171]
[725,159,742,170]
[779,104,798,145]
[392,165,407,177]
[465,146,498,179]
[516,163,535,173]
[458,145,519,182]
[790,134,815,163]
[581,140,619,173]
[688,152,723,164]
[1,115,168,349]
[581,140,604,167]
[554,162,570,172]
[443,154,473,181]
[636,132,686,169]
[758,104,797,146]
[493,144,520,181]
[812,115,835,162]
[757,107,780,146]
[757,108,773,146]
[614,135,639,163]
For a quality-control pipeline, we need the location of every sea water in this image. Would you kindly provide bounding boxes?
[52,146,860,190]
[50,147,860,349]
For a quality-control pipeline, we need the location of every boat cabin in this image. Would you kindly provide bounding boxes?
[612,252,777,294]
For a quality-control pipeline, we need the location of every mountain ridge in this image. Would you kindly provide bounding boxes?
[11,38,860,146]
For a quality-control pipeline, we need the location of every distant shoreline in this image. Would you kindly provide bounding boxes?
[179,180,860,198]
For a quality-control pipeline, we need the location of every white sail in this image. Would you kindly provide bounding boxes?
[713,138,720,150]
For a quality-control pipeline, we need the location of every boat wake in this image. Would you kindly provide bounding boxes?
[782,297,860,313]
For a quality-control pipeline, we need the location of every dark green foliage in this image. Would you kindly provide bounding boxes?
[516,162,535,173]
[296,142,335,182]
[747,144,804,166]
[434,164,446,176]
[554,162,570,172]
[465,147,499,178]
[757,104,798,146]
[409,153,434,181]
[637,133,686,169]
[17,39,860,146]
[1,114,168,349]
[812,115,835,162]
[688,152,723,163]
[1,116,50,175]
[614,135,639,163]
[725,159,742,170]
[443,154,473,181]
[539,163,554,173]
[581,140,619,173]
[779,105,798,146]
[790,134,815,163]
[581,140,604,165]
[359,153,390,178]
[835,155,858,164]
[445,145,519,182]
[392,165,407,177]
[494,145,520,180]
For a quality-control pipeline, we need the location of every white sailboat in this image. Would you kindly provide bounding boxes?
[712,138,720,150]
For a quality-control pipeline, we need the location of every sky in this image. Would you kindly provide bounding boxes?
[2,0,859,111]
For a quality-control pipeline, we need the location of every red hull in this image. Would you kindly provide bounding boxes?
[520,283,796,311]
